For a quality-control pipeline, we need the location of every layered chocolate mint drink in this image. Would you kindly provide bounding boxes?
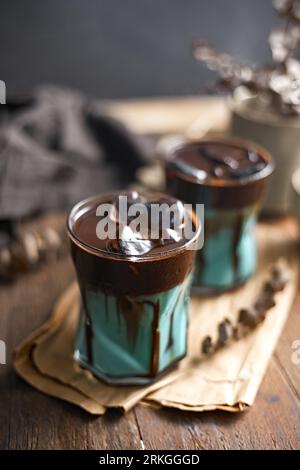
[165,138,273,292]
[68,191,200,384]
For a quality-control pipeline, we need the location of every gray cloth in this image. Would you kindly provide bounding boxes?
[0,85,149,221]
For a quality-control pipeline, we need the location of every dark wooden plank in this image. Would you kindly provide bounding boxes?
[0,253,73,449]
[134,359,300,450]
[3,376,141,449]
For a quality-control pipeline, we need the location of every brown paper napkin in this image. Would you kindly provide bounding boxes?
[14,221,299,415]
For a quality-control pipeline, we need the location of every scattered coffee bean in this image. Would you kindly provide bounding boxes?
[262,280,276,295]
[43,228,61,251]
[238,308,258,328]
[218,318,233,345]
[254,292,276,314]
[200,260,290,359]
[202,336,213,354]
[263,278,285,295]
[256,309,268,323]
[270,260,290,285]
[0,225,66,282]
[21,232,40,266]
[270,264,282,280]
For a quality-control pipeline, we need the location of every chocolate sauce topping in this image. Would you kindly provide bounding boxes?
[70,191,193,258]
[68,191,200,296]
[166,138,274,210]
[172,141,267,183]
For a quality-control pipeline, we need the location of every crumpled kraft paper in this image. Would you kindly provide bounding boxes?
[13,220,299,415]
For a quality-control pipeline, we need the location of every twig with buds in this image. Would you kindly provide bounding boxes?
[193,0,300,115]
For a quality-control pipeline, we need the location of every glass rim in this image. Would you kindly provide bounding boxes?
[166,136,274,188]
[67,190,201,262]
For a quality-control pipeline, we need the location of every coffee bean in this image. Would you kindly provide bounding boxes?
[270,261,290,285]
[254,292,276,314]
[218,318,233,345]
[256,309,268,323]
[42,228,61,251]
[270,264,282,280]
[238,308,258,328]
[21,232,40,266]
[202,336,213,354]
[263,280,275,294]
[263,278,285,294]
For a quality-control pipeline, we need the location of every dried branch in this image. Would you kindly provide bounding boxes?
[193,1,300,115]
[273,0,300,23]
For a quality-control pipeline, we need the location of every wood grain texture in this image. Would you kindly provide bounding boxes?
[1,214,300,450]
[135,359,300,450]
[275,292,300,400]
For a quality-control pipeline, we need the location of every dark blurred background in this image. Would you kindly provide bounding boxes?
[0,0,279,99]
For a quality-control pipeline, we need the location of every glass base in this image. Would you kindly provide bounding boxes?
[74,349,183,386]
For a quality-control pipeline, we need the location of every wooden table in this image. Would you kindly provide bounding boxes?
[1,216,300,450]
[1,98,300,450]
